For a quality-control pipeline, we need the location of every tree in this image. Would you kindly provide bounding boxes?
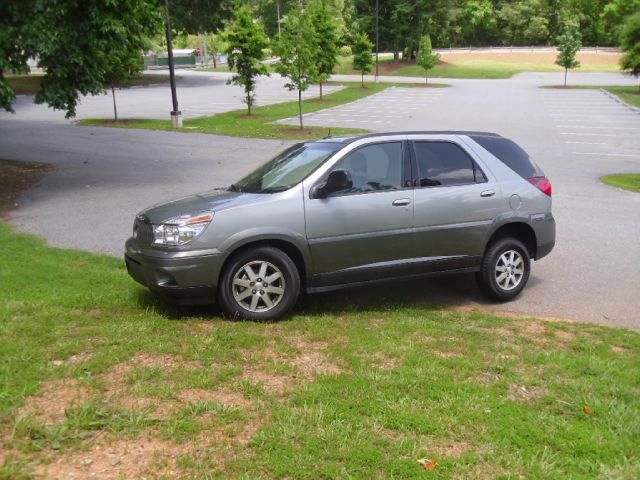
[620,12,640,92]
[556,25,582,87]
[416,34,440,84]
[274,6,319,129]
[168,0,232,35]
[225,7,270,115]
[104,49,148,121]
[1,0,160,117]
[309,0,339,100]
[352,33,373,88]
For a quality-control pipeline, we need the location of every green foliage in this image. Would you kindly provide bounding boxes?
[601,0,640,44]
[225,7,270,115]
[309,0,340,97]
[168,0,232,35]
[339,45,352,56]
[416,35,440,83]
[556,24,581,85]
[619,12,640,81]
[352,32,373,87]
[273,5,319,128]
[0,0,161,117]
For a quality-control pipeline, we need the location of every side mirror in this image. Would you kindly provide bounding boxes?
[311,169,353,198]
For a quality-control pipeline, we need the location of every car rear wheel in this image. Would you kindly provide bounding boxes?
[218,246,300,321]
[477,238,530,301]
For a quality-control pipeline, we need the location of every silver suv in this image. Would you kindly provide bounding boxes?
[125,132,555,320]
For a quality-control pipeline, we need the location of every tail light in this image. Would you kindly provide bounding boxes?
[527,176,552,197]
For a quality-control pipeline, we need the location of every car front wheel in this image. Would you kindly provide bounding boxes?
[477,238,531,301]
[218,246,300,321]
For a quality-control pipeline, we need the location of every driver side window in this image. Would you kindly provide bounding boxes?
[332,142,403,195]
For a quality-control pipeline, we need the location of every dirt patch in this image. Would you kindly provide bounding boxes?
[438,50,621,65]
[554,330,575,343]
[278,127,324,137]
[438,351,461,358]
[178,389,252,409]
[49,352,93,367]
[610,345,629,354]
[0,159,52,217]
[32,434,192,480]
[101,352,201,399]
[508,384,548,402]
[18,378,91,424]
[240,340,342,394]
[432,440,469,457]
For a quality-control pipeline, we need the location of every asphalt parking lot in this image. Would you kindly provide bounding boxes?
[1,71,638,328]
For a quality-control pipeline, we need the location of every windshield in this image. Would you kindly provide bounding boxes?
[230,142,342,194]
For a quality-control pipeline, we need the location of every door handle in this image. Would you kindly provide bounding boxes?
[392,198,411,206]
[480,190,495,197]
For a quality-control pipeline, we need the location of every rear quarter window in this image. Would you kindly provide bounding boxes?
[470,136,542,178]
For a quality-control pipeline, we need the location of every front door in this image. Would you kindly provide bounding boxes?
[304,141,414,287]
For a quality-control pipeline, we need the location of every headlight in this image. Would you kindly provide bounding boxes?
[152,211,214,246]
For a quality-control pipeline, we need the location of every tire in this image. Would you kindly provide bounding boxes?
[218,246,300,321]
[476,237,531,302]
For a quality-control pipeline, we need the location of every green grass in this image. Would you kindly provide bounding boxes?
[333,55,622,79]
[541,85,640,109]
[602,174,640,192]
[1,219,640,479]
[77,81,447,140]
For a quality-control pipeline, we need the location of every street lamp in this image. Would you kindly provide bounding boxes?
[164,0,182,128]
[375,0,379,83]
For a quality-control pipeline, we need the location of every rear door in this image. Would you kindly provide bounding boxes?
[411,139,504,270]
[304,141,415,287]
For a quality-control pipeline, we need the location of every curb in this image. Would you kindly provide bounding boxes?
[599,88,640,114]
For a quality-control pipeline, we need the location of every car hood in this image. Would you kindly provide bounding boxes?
[139,189,250,224]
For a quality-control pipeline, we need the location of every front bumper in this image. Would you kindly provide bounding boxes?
[124,237,223,298]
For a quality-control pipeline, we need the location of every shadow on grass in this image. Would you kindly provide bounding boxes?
[134,272,542,322]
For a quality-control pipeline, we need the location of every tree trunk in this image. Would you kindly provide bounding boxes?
[247,91,251,115]
[319,81,323,100]
[564,68,567,87]
[361,72,364,88]
[213,54,217,68]
[425,73,428,85]
[298,89,303,129]
[111,84,118,121]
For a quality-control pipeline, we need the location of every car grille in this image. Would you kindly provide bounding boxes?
[134,217,154,246]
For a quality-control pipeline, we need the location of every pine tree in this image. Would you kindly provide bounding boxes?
[416,34,440,85]
[352,33,373,88]
[555,25,581,87]
[225,7,270,115]
[274,6,319,129]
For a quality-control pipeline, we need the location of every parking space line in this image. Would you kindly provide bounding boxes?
[565,141,607,145]
[560,133,628,137]
[572,152,640,157]
[556,126,640,130]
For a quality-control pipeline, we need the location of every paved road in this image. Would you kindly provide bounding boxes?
[1,71,639,328]
[4,70,340,122]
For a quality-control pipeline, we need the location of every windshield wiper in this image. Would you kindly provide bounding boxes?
[228,184,243,192]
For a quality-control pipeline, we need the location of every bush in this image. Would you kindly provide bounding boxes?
[339,45,352,57]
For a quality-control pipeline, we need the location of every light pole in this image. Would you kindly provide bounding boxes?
[375,0,379,83]
[164,0,182,128]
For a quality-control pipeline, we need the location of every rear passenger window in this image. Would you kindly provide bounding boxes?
[414,142,485,187]
[470,135,541,178]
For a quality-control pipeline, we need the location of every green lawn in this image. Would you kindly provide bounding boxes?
[77,81,447,140]
[541,85,640,108]
[602,174,640,192]
[333,55,622,79]
[1,219,639,479]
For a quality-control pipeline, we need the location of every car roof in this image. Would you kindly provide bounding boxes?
[314,131,502,144]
